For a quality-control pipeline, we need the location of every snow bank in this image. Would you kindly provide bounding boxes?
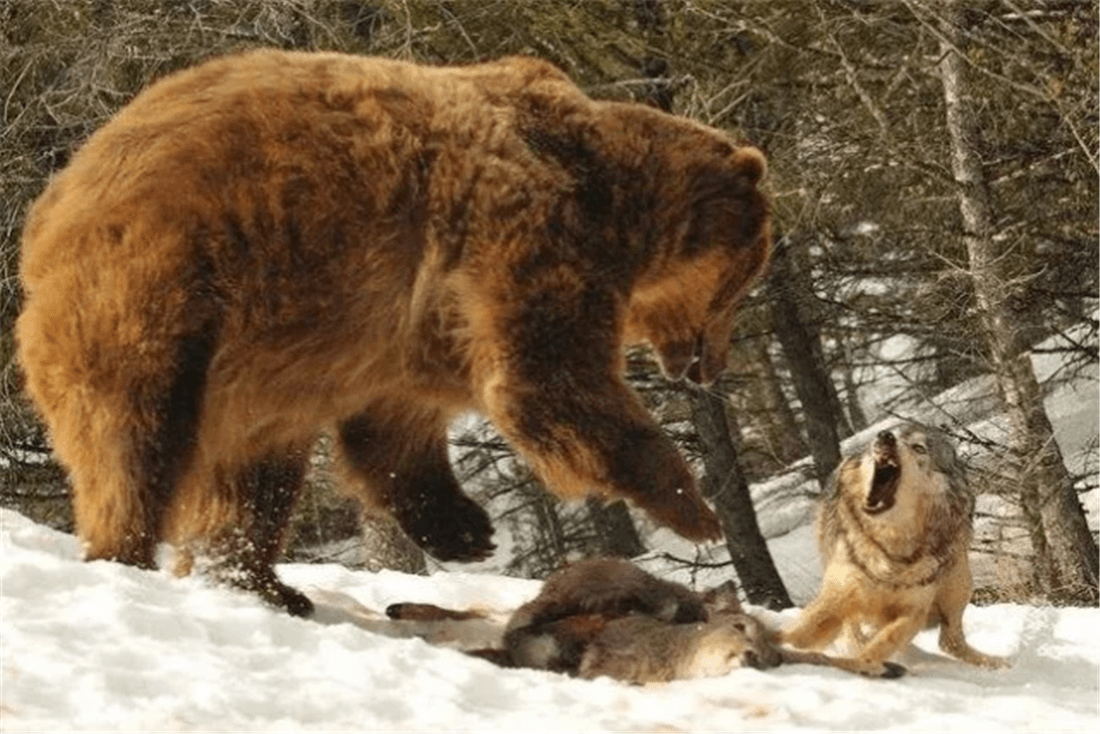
[3,508,1096,732]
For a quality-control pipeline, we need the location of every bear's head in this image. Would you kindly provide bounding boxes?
[623,142,771,386]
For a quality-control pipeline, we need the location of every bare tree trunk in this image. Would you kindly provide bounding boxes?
[586,498,646,558]
[938,4,1098,604]
[840,340,869,433]
[531,485,568,568]
[690,388,792,609]
[506,482,571,579]
[768,238,844,488]
[359,512,428,575]
[626,0,787,606]
[751,335,809,467]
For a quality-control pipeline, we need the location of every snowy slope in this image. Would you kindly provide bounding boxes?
[2,507,1097,732]
[4,321,1096,730]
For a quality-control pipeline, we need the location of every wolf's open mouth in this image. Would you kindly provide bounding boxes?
[865,432,900,514]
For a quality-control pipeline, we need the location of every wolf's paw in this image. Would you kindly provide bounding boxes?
[878,661,907,679]
[970,652,1011,670]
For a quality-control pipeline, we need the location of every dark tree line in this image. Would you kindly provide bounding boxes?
[1,0,1095,604]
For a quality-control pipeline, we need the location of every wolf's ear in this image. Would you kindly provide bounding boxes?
[700,580,743,616]
[925,429,958,468]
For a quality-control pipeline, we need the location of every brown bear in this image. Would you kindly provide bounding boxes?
[16,50,771,616]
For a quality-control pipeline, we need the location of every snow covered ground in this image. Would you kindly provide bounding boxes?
[3,323,1096,731]
[2,505,1097,732]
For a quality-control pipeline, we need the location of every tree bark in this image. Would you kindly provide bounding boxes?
[586,498,646,558]
[690,387,792,609]
[626,0,788,608]
[840,340,869,433]
[532,485,568,565]
[752,335,809,467]
[938,4,1098,604]
[768,238,845,488]
[359,512,428,575]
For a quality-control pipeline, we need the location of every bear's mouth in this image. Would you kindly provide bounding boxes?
[684,333,707,385]
[656,333,707,384]
[865,431,900,515]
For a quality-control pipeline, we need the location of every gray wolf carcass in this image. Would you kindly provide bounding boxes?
[387,558,905,683]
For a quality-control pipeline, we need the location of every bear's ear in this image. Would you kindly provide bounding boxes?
[692,144,767,204]
[706,141,767,187]
[684,149,770,256]
[729,146,766,186]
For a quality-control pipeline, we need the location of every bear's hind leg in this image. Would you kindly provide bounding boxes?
[49,331,214,569]
[66,423,166,570]
[336,405,495,562]
[180,449,313,616]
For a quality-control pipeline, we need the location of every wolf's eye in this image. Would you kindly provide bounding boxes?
[911,443,927,455]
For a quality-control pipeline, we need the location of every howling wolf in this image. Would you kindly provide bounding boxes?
[781,424,1010,675]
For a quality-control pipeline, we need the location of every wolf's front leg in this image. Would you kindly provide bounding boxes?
[856,613,926,669]
[780,599,845,653]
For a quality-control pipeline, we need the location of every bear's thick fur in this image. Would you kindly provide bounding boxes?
[17,50,771,615]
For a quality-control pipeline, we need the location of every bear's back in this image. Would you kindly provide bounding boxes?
[19,51,582,288]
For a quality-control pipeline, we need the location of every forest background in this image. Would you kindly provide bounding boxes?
[1,0,1096,607]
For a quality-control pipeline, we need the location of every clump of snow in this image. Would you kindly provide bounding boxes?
[3,507,1097,732]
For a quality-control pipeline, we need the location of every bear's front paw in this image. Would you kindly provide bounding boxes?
[616,438,723,543]
[400,491,497,562]
[650,485,723,543]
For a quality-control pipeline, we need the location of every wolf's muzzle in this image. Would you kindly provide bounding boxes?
[865,431,901,514]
